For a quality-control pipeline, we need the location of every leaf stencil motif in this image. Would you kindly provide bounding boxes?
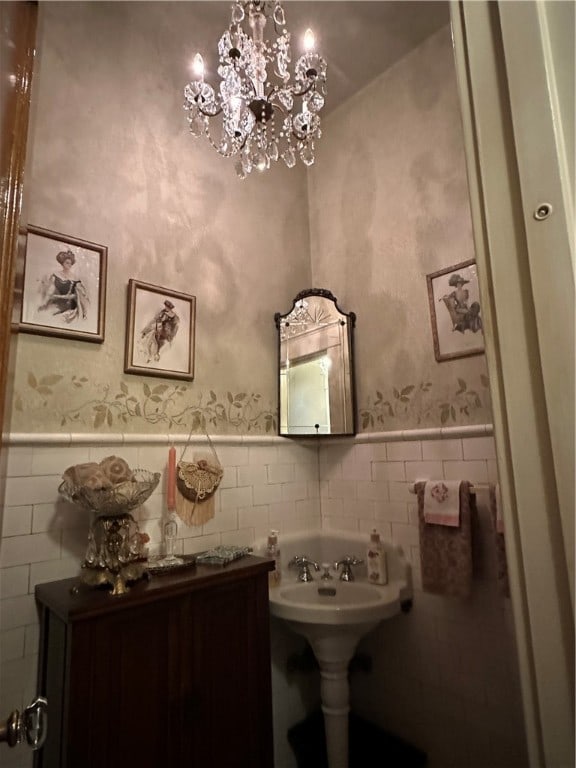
[18,372,277,434]
[360,376,491,430]
[16,371,489,435]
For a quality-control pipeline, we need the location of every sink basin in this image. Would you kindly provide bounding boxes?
[270,579,405,626]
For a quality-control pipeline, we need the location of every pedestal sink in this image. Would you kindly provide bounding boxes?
[261,530,412,768]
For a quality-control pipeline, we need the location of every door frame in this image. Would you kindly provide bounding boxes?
[450,2,574,765]
[0,1,38,544]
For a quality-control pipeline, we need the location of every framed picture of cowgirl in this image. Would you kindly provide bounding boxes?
[20,225,107,343]
[426,259,485,362]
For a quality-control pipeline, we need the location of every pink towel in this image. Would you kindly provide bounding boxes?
[423,480,463,526]
[416,480,474,598]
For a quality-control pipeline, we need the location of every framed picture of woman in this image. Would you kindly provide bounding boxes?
[20,225,107,343]
[124,280,196,381]
[426,259,485,362]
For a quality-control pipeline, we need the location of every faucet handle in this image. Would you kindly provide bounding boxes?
[288,555,320,582]
[288,555,311,567]
[289,555,320,568]
[334,555,364,581]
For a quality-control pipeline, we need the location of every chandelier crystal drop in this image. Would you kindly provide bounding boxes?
[183,1,327,179]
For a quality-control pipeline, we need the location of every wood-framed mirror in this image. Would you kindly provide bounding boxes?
[274,289,356,437]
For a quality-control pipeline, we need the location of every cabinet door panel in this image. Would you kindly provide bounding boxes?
[182,578,274,767]
[67,599,179,768]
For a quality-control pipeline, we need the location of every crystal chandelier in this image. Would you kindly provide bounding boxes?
[183,1,327,179]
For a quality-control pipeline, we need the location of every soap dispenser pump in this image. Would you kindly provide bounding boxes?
[367,529,388,585]
[266,529,281,587]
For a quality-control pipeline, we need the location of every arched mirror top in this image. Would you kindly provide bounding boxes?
[275,289,356,338]
[275,289,356,437]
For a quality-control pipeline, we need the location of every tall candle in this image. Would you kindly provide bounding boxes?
[167,446,176,510]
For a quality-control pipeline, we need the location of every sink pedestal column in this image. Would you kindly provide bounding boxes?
[319,659,351,768]
[293,621,378,768]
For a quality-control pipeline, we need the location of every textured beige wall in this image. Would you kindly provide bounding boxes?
[308,26,492,431]
[11,9,491,435]
[11,2,311,434]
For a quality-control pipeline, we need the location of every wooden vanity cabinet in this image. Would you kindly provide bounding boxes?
[34,557,274,768]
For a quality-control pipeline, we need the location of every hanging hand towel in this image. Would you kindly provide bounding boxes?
[489,484,510,597]
[423,480,463,526]
[417,480,474,598]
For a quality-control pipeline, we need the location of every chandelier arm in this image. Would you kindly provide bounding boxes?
[265,89,317,142]
[266,79,316,105]
[291,80,316,98]
[245,77,258,99]
[195,102,224,118]
[202,123,243,158]
[291,128,309,143]
[266,94,288,117]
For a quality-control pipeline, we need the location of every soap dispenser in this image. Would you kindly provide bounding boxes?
[367,529,388,585]
[266,529,281,587]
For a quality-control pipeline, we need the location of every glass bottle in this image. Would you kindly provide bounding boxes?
[157,512,183,567]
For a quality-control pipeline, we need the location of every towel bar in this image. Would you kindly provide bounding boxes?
[408,481,492,495]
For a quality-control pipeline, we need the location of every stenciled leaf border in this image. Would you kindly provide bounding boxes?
[15,373,277,434]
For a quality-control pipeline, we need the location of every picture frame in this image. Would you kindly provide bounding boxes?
[426,259,485,362]
[20,225,107,343]
[124,279,196,381]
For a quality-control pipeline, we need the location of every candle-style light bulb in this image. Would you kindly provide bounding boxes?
[303,28,315,52]
[192,53,205,79]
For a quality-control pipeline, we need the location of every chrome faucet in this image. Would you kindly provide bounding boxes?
[334,556,363,581]
[288,555,320,582]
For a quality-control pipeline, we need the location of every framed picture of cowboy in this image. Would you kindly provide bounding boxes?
[426,259,485,362]
[124,279,196,381]
[20,225,107,343]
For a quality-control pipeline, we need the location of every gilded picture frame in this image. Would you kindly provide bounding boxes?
[20,225,107,343]
[426,259,485,362]
[124,279,196,381]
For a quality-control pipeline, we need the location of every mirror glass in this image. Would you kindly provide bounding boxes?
[275,289,356,436]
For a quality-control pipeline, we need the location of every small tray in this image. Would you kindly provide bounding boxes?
[195,545,252,566]
[146,554,197,575]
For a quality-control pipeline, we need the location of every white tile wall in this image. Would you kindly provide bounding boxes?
[422,438,463,460]
[316,432,527,768]
[0,430,527,768]
[1,533,62,568]
[2,506,32,537]
[0,566,29,599]
[0,435,322,763]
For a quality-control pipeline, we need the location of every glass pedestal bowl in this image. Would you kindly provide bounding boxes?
[59,469,160,595]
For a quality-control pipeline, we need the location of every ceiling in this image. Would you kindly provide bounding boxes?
[187,1,451,115]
